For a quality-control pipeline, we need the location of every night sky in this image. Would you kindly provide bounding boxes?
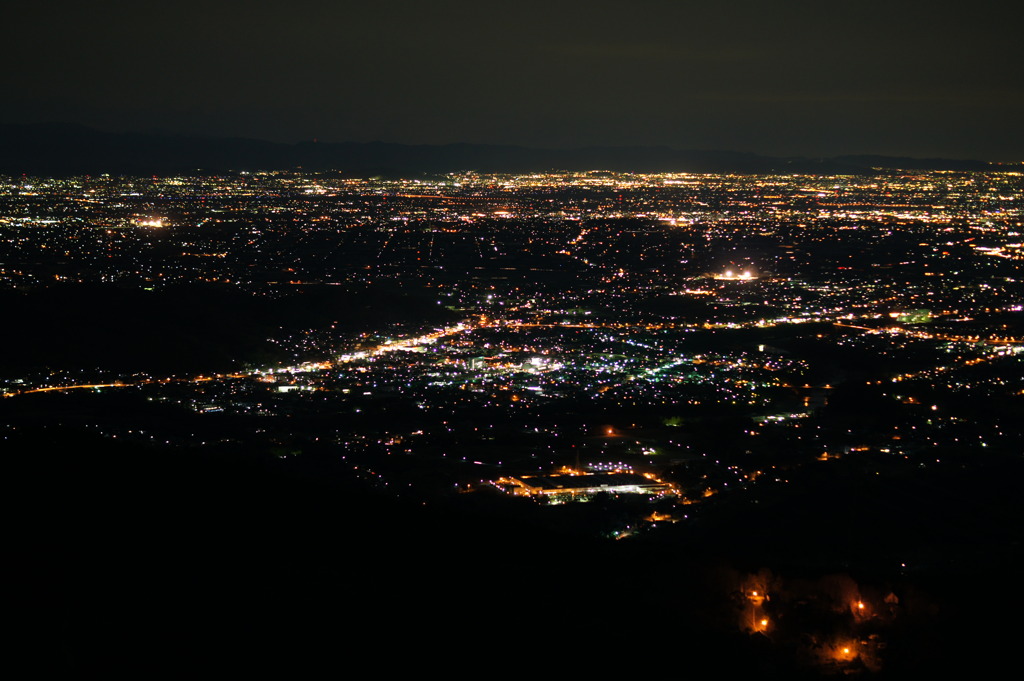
[5,0,1022,159]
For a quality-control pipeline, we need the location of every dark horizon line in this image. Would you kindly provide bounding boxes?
[2,121,1020,175]
[12,120,1014,163]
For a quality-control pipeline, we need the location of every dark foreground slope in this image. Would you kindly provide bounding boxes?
[7,429,729,676]
[8,427,1022,677]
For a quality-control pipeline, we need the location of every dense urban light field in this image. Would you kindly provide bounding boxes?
[6,169,1023,675]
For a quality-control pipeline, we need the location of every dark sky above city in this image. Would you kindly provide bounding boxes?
[5,0,1022,159]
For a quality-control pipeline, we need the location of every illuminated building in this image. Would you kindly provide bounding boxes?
[712,268,759,281]
[504,472,674,500]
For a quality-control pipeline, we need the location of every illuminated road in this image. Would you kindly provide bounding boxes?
[5,312,1019,399]
[3,321,478,399]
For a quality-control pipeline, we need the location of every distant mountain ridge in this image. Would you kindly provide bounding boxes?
[0,123,1010,176]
